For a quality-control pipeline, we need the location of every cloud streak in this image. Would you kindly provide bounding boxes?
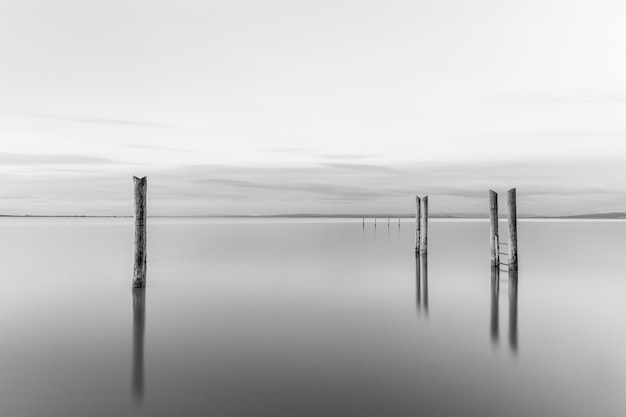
[0,153,116,165]
[17,113,168,128]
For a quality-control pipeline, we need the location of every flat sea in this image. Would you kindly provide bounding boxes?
[0,217,625,416]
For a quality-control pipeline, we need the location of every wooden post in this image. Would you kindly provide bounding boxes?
[133,176,147,288]
[415,196,421,253]
[132,288,146,400]
[507,188,518,270]
[489,190,499,267]
[420,196,428,253]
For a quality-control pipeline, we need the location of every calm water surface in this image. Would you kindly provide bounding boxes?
[0,218,625,416]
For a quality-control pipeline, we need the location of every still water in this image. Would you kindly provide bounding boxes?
[0,218,625,416]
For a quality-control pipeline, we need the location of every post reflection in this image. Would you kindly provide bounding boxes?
[415,253,429,316]
[490,267,499,345]
[132,288,146,401]
[509,269,518,354]
[415,253,421,311]
[421,254,428,314]
[489,268,518,354]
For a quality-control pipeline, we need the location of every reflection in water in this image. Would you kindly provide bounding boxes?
[132,288,146,401]
[509,270,518,353]
[421,254,428,314]
[489,268,518,353]
[490,267,499,345]
[415,253,429,316]
[415,253,421,311]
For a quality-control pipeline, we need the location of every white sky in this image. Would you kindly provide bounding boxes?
[1,0,626,215]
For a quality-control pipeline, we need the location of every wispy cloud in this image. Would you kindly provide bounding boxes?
[317,153,375,160]
[319,163,400,173]
[16,113,168,128]
[114,142,192,153]
[489,91,626,105]
[0,153,116,165]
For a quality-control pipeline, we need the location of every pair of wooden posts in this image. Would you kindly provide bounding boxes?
[489,188,518,270]
[414,196,428,254]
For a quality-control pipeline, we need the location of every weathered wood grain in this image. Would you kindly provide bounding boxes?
[489,189,499,267]
[507,188,518,270]
[133,176,147,288]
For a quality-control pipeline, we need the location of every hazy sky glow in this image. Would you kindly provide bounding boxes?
[2,0,626,215]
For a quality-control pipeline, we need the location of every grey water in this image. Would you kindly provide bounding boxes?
[0,218,625,416]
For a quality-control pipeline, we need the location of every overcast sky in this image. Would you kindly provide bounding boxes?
[1,0,626,215]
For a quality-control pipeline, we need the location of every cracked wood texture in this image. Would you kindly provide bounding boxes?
[507,188,518,271]
[489,190,499,267]
[415,196,421,253]
[133,176,147,288]
[420,196,428,253]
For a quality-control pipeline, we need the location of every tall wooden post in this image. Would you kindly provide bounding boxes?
[415,196,421,253]
[420,196,428,253]
[507,188,518,270]
[489,190,499,267]
[133,176,147,288]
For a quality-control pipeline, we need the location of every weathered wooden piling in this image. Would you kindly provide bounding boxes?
[507,188,518,270]
[133,176,147,288]
[415,196,421,253]
[420,196,428,253]
[489,190,499,267]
